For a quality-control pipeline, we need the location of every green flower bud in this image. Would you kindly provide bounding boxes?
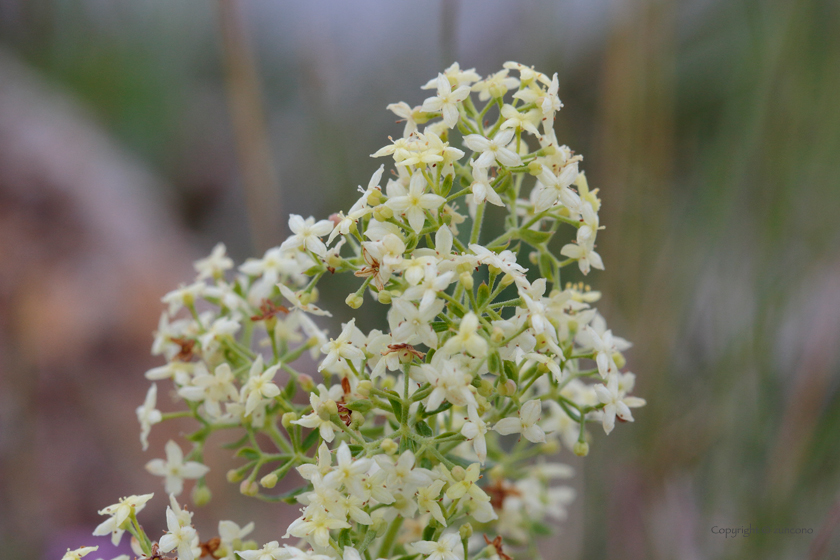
[350,411,365,429]
[298,374,316,393]
[459,271,474,290]
[528,161,543,176]
[260,473,278,489]
[377,290,392,304]
[356,380,372,397]
[281,412,297,428]
[227,469,244,483]
[459,523,474,540]
[451,466,466,481]
[239,480,259,496]
[373,205,393,222]
[573,440,590,457]
[345,293,364,309]
[192,485,212,506]
[499,379,517,397]
[381,438,398,455]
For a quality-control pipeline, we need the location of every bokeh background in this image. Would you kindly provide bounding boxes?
[1,1,839,559]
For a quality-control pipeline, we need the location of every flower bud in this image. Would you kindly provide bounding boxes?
[372,517,389,535]
[377,290,392,304]
[528,161,543,176]
[529,251,539,265]
[192,485,212,506]
[459,523,473,540]
[323,399,339,417]
[327,253,343,270]
[613,352,626,370]
[381,438,398,455]
[542,143,557,156]
[260,473,279,489]
[491,326,505,344]
[227,469,244,483]
[298,374,316,393]
[281,412,297,428]
[345,293,364,309]
[500,273,516,287]
[350,411,365,429]
[367,189,382,206]
[381,376,396,390]
[573,440,590,457]
[498,379,517,397]
[459,271,474,290]
[373,205,393,222]
[451,466,466,481]
[299,291,312,306]
[309,288,320,303]
[541,440,560,454]
[357,380,372,397]
[478,379,494,397]
[239,480,259,496]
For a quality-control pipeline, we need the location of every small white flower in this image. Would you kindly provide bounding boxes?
[319,319,365,372]
[92,493,154,546]
[421,73,471,128]
[468,162,504,207]
[61,547,99,560]
[159,504,198,560]
[178,363,238,419]
[387,101,422,136]
[464,129,522,168]
[218,519,255,559]
[279,215,334,257]
[194,242,233,280]
[385,172,445,233]
[560,238,604,276]
[277,283,332,317]
[461,405,488,463]
[421,358,477,411]
[417,479,448,526]
[500,103,541,137]
[285,506,350,549]
[594,373,646,434]
[493,399,546,443]
[145,440,210,496]
[240,355,282,417]
[471,69,519,101]
[412,533,463,560]
[292,391,339,443]
[442,312,488,358]
[136,384,162,451]
[576,325,630,377]
[323,442,372,497]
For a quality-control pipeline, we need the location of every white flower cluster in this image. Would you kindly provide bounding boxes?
[69,61,645,560]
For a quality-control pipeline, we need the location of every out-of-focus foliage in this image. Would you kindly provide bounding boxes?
[0,1,838,560]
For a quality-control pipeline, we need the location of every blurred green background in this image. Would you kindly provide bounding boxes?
[1,1,839,559]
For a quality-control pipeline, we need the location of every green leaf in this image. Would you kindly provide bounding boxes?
[301,428,321,452]
[236,447,260,460]
[518,228,552,246]
[539,252,555,281]
[431,321,449,332]
[421,402,452,418]
[346,400,373,414]
[259,484,311,504]
[221,434,250,449]
[440,173,454,197]
[488,350,501,374]
[283,378,296,400]
[503,360,520,383]
[415,421,433,437]
[387,395,404,423]
[476,282,491,309]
